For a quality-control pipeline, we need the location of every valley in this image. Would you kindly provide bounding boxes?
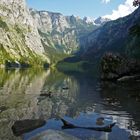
[0,0,140,140]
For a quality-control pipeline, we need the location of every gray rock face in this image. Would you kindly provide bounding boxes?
[94,17,110,25]
[30,9,97,63]
[30,9,70,33]
[0,0,49,65]
[83,17,94,24]
[0,0,29,25]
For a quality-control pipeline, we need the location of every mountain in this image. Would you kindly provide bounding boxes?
[83,16,110,25]
[0,0,49,67]
[80,7,140,61]
[83,17,94,24]
[0,0,97,67]
[94,17,111,25]
[30,9,97,64]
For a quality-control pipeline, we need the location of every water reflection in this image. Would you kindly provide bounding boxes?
[0,69,80,140]
[0,69,139,140]
[0,69,49,140]
[100,81,140,138]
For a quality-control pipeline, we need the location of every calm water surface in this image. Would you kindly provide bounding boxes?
[0,68,140,140]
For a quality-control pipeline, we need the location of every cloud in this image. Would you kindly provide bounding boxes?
[102,0,111,4]
[103,0,137,20]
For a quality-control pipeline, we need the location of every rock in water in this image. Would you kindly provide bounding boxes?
[117,75,140,82]
[12,119,46,136]
[30,129,80,140]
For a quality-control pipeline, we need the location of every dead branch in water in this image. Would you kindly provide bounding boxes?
[61,118,116,132]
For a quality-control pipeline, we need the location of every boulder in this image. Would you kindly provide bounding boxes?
[12,119,46,136]
[117,75,140,82]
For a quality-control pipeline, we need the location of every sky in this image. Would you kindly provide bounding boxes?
[26,0,137,20]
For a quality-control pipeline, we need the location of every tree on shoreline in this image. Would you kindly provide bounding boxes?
[133,0,140,7]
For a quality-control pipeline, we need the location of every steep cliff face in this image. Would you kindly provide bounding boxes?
[80,7,140,61]
[0,0,49,66]
[30,9,96,63]
[31,10,70,33]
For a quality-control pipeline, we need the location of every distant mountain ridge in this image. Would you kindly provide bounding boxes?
[28,9,98,63]
[79,7,140,61]
[94,17,111,25]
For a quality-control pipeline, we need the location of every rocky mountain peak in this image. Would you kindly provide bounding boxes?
[83,17,94,24]
[0,0,33,26]
[30,9,70,33]
[94,16,111,25]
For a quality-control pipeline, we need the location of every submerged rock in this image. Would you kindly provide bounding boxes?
[30,129,80,140]
[117,75,140,82]
[60,118,115,132]
[12,119,46,136]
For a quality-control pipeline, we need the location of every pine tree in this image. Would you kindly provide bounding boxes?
[133,0,140,7]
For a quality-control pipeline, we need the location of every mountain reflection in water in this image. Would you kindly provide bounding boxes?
[0,68,140,140]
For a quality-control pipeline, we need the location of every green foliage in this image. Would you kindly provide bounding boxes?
[133,0,140,7]
[14,24,23,34]
[18,47,48,67]
[0,44,14,64]
[45,46,69,64]
[101,53,123,73]
[126,36,140,59]
[39,31,71,64]
[129,24,140,36]
[0,43,47,68]
[14,24,26,39]
[126,23,140,59]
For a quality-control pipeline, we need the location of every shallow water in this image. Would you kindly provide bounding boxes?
[0,68,140,140]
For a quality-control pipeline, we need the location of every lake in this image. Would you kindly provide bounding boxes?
[0,68,140,140]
